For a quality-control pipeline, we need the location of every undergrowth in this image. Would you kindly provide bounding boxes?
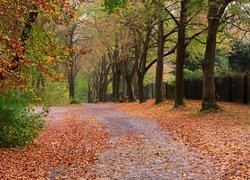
[0,91,49,147]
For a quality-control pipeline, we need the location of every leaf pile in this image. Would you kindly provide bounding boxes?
[114,100,250,178]
[0,106,108,179]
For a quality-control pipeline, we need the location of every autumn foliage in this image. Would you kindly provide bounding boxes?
[114,100,250,178]
[0,106,108,178]
[0,0,71,90]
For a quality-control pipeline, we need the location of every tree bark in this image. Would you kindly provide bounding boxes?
[201,0,230,111]
[121,58,136,102]
[201,19,220,110]
[174,0,188,107]
[99,86,104,102]
[69,76,75,100]
[36,74,45,93]
[121,76,127,99]
[137,74,145,103]
[88,81,92,103]
[115,68,121,100]
[137,24,153,103]
[155,20,165,104]
[112,64,117,101]
[126,78,136,102]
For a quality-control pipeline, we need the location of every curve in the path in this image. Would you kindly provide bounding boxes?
[83,104,216,180]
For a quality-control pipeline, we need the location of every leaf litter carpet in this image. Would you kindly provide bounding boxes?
[2,102,248,179]
[84,104,215,179]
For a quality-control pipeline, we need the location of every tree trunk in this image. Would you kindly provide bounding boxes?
[126,78,136,102]
[88,81,92,103]
[68,55,75,100]
[112,64,117,101]
[120,49,137,102]
[201,0,229,111]
[121,77,127,99]
[201,20,220,110]
[155,21,165,104]
[115,69,121,101]
[137,74,145,103]
[36,74,45,92]
[175,0,188,107]
[69,77,75,100]
[103,85,108,102]
[136,24,153,103]
[99,86,104,102]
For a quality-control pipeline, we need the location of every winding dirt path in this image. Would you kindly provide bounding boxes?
[83,104,217,179]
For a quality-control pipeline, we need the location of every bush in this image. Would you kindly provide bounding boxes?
[0,91,49,147]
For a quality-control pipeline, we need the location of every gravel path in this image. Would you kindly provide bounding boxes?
[83,104,216,179]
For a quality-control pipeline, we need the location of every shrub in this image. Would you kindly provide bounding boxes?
[0,91,49,147]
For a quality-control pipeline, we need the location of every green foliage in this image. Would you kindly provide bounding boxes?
[228,1,250,26]
[26,23,66,80]
[184,49,230,79]
[166,79,175,86]
[214,50,230,76]
[229,41,250,73]
[104,0,128,13]
[184,69,202,79]
[39,80,69,106]
[0,91,48,147]
[75,77,88,102]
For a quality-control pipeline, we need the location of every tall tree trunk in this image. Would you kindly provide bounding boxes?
[103,85,108,102]
[201,0,230,111]
[93,88,96,102]
[88,81,92,103]
[115,69,121,101]
[137,74,145,103]
[121,77,126,99]
[36,74,45,93]
[112,64,117,101]
[102,81,108,102]
[155,20,165,104]
[69,77,75,100]
[111,63,121,101]
[68,54,76,101]
[111,36,120,102]
[175,0,188,107]
[120,41,137,102]
[126,78,136,102]
[201,19,220,110]
[137,24,153,103]
[95,81,98,102]
[99,86,104,102]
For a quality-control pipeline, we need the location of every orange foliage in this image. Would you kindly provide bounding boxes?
[0,0,72,90]
[0,106,108,178]
[114,100,250,178]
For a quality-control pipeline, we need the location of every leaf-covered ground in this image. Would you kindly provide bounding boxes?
[84,104,216,179]
[1,102,249,179]
[114,100,250,179]
[0,105,108,179]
